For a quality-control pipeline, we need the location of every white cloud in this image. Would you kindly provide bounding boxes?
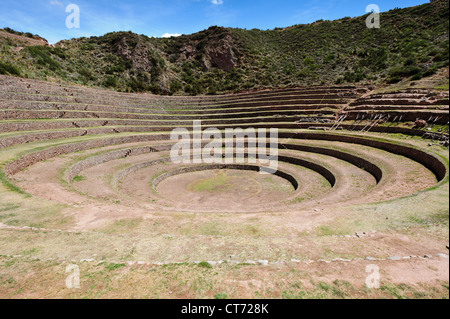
[211,0,224,5]
[49,0,63,7]
[161,33,182,38]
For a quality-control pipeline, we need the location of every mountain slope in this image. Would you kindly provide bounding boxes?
[0,0,448,95]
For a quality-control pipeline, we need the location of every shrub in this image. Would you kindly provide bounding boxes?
[169,79,182,95]
[388,65,422,78]
[182,62,195,76]
[410,72,423,81]
[343,70,366,83]
[3,27,39,39]
[324,54,335,63]
[304,56,315,66]
[51,47,67,59]
[149,83,163,95]
[127,77,148,92]
[433,46,449,63]
[80,43,95,51]
[387,76,402,84]
[102,76,118,88]
[0,61,21,75]
[207,84,218,95]
[423,65,438,77]
[149,51,165,79]
[185,84,201,96]
[27,46,60,71]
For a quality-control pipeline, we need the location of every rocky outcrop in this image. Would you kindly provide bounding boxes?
[116,37,155,73]
[205,35,237,71]
[178,32,238,72]
[180,44,196,61]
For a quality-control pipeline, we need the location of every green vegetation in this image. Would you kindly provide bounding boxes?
[104,263,126,271]
[26,46,61,71]
[435,84,449,90]
[187,171,232,192]
[100,218,144,235]
[0,171,30,196]
[197,261,213,269]
[0,0,448,95]
[0,61,21,76]
[280,280,449,299]
[72,175,86,182]
[1,27,41,40]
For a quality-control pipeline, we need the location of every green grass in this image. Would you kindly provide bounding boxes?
[408,210,449,226]
[435,84,449,91]
[0,171,30,197]
[0,203,20,213]
[281,280,448,299]
[187,171,232,192]
[104,263,126,271]
[380,284,409,299]
[100,218,144,235]
[197,261,213,269]
[281,280,354,299]
[317,226,343,237]
[72,175,86,182]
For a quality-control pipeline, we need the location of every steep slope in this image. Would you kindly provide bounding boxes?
[0,0,448,95]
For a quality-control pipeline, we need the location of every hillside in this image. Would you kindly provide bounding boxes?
[0,0,449,95]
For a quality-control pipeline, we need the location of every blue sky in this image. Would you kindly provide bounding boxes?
[0,0,429,44]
